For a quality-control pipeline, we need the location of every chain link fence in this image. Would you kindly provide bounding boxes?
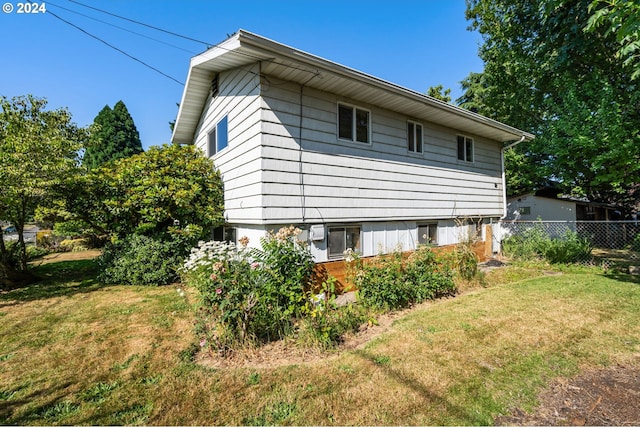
[494,221,640,269]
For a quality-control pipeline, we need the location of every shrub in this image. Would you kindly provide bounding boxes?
[629,233,640,252]
[350,246,456,311]
[181,226,317,354]
[406,245,457,298]
[287,277,369,350]
[98,225,201,286]
[502,228,592,264]
[59,238,90,252]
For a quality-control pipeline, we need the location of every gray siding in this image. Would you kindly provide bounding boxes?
[194,64,264,224]
[259,74,504,224]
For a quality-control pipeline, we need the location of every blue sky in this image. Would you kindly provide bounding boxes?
[1,0,484,150]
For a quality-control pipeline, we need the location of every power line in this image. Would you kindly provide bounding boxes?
[44,8,184,86]
[65,0,321,79]
[68,0,214,47]
[46,0,197,54]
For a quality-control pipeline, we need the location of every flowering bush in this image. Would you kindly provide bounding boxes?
[180,226,316,354]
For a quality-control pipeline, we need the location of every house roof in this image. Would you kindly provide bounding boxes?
[171,29,535,145]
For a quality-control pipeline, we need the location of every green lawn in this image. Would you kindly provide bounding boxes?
[1,258,639,425]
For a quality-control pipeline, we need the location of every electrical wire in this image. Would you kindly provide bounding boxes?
[43,8,184,85]
[46,0,197,54]
[68,0,214,47]
[66,0,322,79]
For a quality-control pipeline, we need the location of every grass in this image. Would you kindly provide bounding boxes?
[0,256,639,425]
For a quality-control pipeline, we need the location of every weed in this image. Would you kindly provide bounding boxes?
[373,355,391,365]
[0,389,16,400]
[0,353,15,361]
[140,375,163,385]
[244,401,297,426]
[111,354,140,372]
[82,381,119,403]
[40,400,81,422]
[247,372,260,385]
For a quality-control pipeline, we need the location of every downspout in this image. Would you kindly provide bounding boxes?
[501,135,527,219]
[298,74,319,224]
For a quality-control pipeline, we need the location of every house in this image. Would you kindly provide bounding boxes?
[171,30,534,263]
[506,188,622,222]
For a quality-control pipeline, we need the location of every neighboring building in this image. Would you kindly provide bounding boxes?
[506,189,622,222]
[171,30,534,263]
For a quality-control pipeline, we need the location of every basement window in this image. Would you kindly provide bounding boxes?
[328,226,361,259]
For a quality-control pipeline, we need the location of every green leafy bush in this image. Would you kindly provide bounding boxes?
[502,227,592,264]
[349,246,456,311]
[97,225,201,286]
[629,233,640,252]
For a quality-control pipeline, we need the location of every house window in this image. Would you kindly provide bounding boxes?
[328,226,361,258]
[457,135,474,162]
[408,121,423,153]
[418,223,438,245]
[213,226,236,243]
[338,103,370,144]
[207,115,229,157]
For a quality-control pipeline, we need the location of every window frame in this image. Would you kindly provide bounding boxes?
[418,223,438,246]
[337,102,371,144]
[407,120,424,154]
[457,135,474,163]
[207,115,229,157]
[327,225,362,259]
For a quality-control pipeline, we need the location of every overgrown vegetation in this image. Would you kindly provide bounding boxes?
[347,245,457,311]
[502,227,593,264]
[180,226,318,353]
[98,226,201,286]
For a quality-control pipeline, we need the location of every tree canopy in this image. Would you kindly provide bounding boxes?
[82,100,143,169]
[426,85,452,103]
[66,144,224,240]
[0,95,90,283]
[461,0,640,211]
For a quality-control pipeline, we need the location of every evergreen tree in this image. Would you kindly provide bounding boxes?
[83,100,143,169]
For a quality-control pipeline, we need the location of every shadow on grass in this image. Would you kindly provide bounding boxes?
[0,259,108,304]
[354,350,486,424]
[602,271,640,286]
[0,381,73,424]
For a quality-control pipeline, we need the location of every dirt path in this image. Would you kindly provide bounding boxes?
[495,363,640,426]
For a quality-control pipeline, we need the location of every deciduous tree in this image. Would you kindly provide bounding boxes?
[0,95,90,285]
[460,0,640,211]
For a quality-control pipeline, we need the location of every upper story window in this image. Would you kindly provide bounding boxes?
[457,135,474,162]
[338,103,370,144]
[407,121,423,153]
[208,115,229,157]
